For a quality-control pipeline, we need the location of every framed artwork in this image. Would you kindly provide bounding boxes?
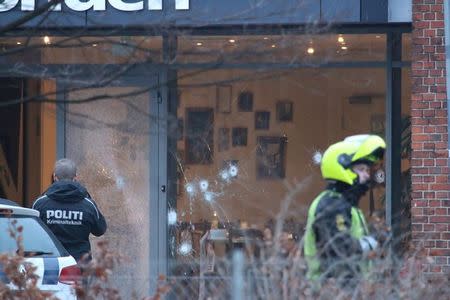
[232,127,248,147]
[256,136,287,179]
[218,128,230,152]
[255,111,270,130]
[216,85,232,114]
[238,91,253,112]
[276,100,293,122]
[185,108,214,164]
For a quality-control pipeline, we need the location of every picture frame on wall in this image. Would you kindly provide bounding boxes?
[185,108,214,164]
[238,91,254,112]
[216,85,232,114]
[218,128,230,152]
[256,136,287,179]
[232,127,248,146]
[255,111,270,130]
[276,100,293,122]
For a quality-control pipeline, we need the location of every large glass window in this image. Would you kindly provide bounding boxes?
[177,34,386,64]
[169,34,391,285]
[0,36,162,64]
[65,85,153,298]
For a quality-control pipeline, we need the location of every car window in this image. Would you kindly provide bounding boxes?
[0,216,68,257]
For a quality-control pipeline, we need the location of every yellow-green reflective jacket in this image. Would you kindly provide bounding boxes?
[303,190,370,281]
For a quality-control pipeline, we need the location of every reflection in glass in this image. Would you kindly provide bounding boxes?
[65,86,150,298]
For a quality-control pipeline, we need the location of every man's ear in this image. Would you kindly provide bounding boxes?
[53,173,58,182]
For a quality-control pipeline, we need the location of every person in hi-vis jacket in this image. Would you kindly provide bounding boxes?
[304,134,385,288]
[32,158,107,263]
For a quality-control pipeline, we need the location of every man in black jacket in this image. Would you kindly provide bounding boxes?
[32,158,107,262]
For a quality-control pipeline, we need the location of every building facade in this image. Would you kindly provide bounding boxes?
[4,0,446,295]
[411,0,450,275]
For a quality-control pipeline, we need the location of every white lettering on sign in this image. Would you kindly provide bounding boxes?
[46,210,83,221]
[0,0,189,12]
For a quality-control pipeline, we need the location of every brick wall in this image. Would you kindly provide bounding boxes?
[411,0,450,274]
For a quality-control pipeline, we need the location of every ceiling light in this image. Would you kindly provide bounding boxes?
[16,41,21,45]
[229,39,236,43]
[376,35,381,38]
[263,37,269,40]
[271,44,276,48]
[43,36,51,45]
[307,47,315,54]
[341,46,348,50]
[92,43,97,47]
[338,36,344,43]
[196,42,203,46]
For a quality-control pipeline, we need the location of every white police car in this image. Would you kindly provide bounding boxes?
[0,201,79,299]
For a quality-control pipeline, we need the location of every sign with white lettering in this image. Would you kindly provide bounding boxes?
[0,0,189,12]
[0,0,398,28]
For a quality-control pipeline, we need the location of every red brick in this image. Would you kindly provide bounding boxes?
[412,69,429,76]
[430,69,443,76]
[424,12,435,20]
[435,224,448,231]
[423,77,435,84]
[423,110,435,117]
[430,216,450,223]
[412,200,428,207]
[435,46,445,53]
[422,93,436,100]
[424,46,436,53]
[414,37,430,45]
[430,21,445,28]
[430,37,443,45]
[430,249,450,256]
[426,175,437,183]
[424,29,436,37]
[436,256,447,264]
[435,77,446,84]
[423,158,435,165]
[436,241,447,248]
[430,4,443,12]
[413,207,425,215]
[424,126,436,133]
[436,192,449,198]
[435,12,444,20]
[430,200,442,207]
[412,167,429,174]
[415,21,431,29]
[429,102,442,108]
[412,223,424,231]
[412,215,429,223]
[424,223,435,230]
[430,265,442,272]
[435,175,448,183]
[436,93,446,100]
[435,208,447,215]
